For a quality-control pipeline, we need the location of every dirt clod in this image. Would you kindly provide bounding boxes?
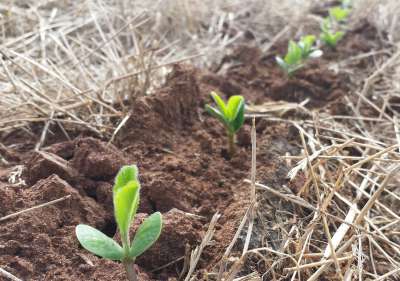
[71,138,128,181]
[25,151,80,185]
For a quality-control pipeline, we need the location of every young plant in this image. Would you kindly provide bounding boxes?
[205,91,244,157]
[276,36,322,76]
[320,19,345,48]
[75,165,162,281]
[329,6,350,22]
[298,35,323,59]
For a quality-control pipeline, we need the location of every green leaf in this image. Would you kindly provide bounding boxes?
[226,95,244,121]
[333,31,345,42]
[210,91,227,116]
[114,165,138,193]
[76,224,124,261]
[129,212,163,258]
[231,99,245,133]
[114,180,140,240]
[321,30,344,48]
[329,6,350,22]
[299,35,316,57]
[205,105,228,127]
[300,35,316,48]
[285,41,302,65]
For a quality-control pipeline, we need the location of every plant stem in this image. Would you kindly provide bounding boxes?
[123,259,137,281]
[227,131,235,157]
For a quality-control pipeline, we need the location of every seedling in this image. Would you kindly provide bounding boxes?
[76,165,162,281]
[329,6,350,22]
[298,35,323,59]
[320,19,345,48]
[276,36,322,76]
[205,91,245,157]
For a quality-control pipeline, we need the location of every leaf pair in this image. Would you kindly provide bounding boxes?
[276,35,322,76]
[329,6,350,22]
[205,91,245,135]
[76,165,162,262]
[298,35,323,59]
[320,17,345,48]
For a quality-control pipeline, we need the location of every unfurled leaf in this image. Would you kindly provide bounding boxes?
[114,180,140,239]
[129,212,163,258]
[76,224,124,260]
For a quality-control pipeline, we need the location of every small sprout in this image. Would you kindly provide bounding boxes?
[76,165,162,281]
[329,6,350,22]
[276,36,322,76]
[205,91,245,157]
[320,19,345,48]
[298,35,323,59]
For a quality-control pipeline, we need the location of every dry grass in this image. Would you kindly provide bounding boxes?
[0,0,313,148]
[1,0,400,280]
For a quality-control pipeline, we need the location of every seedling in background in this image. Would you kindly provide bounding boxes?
[205,91,245,157]
[76,165,162,281]
[329,6,350,22]
[320,19,345,48]
[276,35,322,76]
[298,35,323,59]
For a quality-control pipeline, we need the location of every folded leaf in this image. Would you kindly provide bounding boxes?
[114,165,138,193]
[114,181,140,239]
[210,91,227,116]
[129,212,162,258]
[205,105,228,127]
[76,224,124,261]
[231,100,245,133]
[285,41,302,65]
[226,96,244,121]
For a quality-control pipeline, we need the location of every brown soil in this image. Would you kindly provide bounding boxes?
[0,21,384,281]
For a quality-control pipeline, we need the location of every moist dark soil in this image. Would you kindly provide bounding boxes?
[0,21,386,281]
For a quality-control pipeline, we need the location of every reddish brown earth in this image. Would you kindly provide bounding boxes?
[0,21,386,281]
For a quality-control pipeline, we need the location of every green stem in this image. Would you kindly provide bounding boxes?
[123,259,137,281]
[121,231,136,281]
[227,131,235,157]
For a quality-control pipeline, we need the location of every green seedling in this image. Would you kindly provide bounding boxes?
[276,36,322,76]
[320,19,345,48]
[298,35,323,59]
[205,91,245,157]
[76,165,162,281]
[329,6,350,22]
